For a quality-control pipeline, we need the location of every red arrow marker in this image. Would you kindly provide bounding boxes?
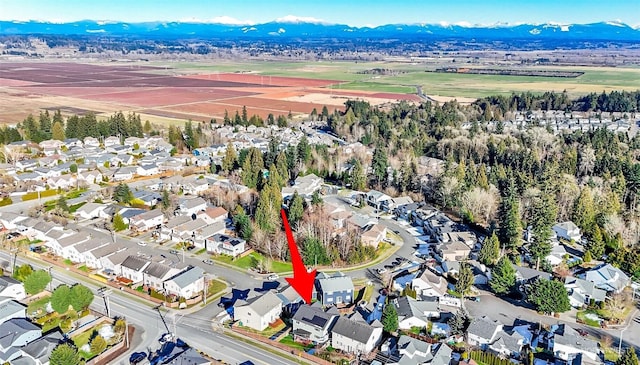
[281,208,317,304]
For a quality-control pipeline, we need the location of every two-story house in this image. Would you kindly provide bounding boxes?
[315,272,354,306]
[163,266,205,300]
[292,303,339,345]
[234,291,283,331]
[205,233,246,257]
[467,316,504,348]
[331,316,383,354]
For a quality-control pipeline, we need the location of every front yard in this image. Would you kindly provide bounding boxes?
[212,252,293,273]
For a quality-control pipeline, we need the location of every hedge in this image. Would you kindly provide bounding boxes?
[22,190,58,201]
[0,197,11,206]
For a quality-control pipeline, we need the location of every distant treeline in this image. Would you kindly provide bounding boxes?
[434,67,584,78]
[475,90,640,115]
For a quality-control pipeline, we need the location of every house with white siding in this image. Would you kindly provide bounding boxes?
[234,292,283,331]
[331,316,383,354]
[163,266,205,300]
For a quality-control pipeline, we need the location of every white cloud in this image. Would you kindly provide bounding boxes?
[275,15,327,24]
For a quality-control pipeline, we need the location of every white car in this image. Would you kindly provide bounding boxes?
[137,241,147,246]
[266,274,279,280]
[377,268,387,274]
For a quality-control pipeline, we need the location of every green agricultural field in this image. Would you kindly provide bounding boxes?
[158,60,640,99]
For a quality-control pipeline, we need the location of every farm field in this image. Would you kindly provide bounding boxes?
[162,60,640,98]
[1,60,639,125]
[0,61,418,124]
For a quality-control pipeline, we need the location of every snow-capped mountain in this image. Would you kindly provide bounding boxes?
[0,19,637,41]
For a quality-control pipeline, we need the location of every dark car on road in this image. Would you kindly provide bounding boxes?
[129,352,147,364]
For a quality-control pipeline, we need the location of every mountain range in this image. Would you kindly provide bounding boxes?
[1,19,639,41]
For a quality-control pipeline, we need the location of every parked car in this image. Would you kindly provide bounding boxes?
[169,249,178,254]
[377,268,388,274]
[266,274,279,280]
[203,259,214,265]
[137,241,147,246]
[465,296,480,302]
[359,300,368,308]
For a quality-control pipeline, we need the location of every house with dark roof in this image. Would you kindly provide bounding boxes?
[388,335,431,365]
[16,329,63,365]
[550,324,601,362]
[395,296,440,330]
[513,266,552,287]
[178,197,207,216]
[365,190,392,210]
[119,256,150,284]
[205,233,246,257]
[488,330,526,358]
[315,272,355,306]
[0,277,26,301]
[291,303,339,345]
[234,291,283,331]
[466,316,503,348]
[143,262,181,291]
[160,215,192,241]
[331,316,383,354]
[0,318,41,363]
[164,266,205,300]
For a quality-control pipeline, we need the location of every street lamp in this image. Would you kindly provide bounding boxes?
[618,326,628,356]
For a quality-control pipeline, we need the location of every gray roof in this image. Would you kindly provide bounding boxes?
[584,263,630,292]
[0,299,25,322]
[397,334,431,356]
[181,197,207,209]
[293,304,338,330]
[74,239,109,254]
[240,291,282,317]
[143,262,174,279]
[166,266,205,289]
[430,343,453,365]
[467,316,502,341]
[175,218,208,232]
[87,243,126,259]
[332,316,377,344]
[103,249,131,266]
[514,266,551,282]
[75,202,105,215]
[554,329,599,354]
[19,330,62,364]
[164,215,192,229]
[210,233,245,246]
[316,272,354,294]
[395,296,439,320]
[0,276,21,293]
[121,256,149,271]
[167,347,210,365]
[0,318,41,349]
[57,232,91,248]
[490,330,524,354]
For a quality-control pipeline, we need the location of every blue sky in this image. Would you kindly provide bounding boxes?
[1,0,638,27]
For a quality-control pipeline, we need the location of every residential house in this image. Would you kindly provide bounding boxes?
[178,197,207,216]
[437,234,474,262]
[16,329,63,365]
[331,316,383,354]
[129,209,164,232]
[582,263,630,293]
[116,208,146,225]
[0,318,41,363]
[197,207,228,225]
[315,272,355,306]
[291,303,339,345]
[0,298,26,324]
[137,164,159,177]
[565,277,607,308]
[234,291,283,331]
[100,249,131,276]
[0,212,28,231]
[361,224,387,248]
[15,159,37,172]
[281,173,324,200]
[119,256,150,284]
[83,137,100,147]
[53,232,91,258]
[113,166,136,181]
[132,191,162,207]
[466,316,503,348]
[171,218,209,243]
[47,175,76,190]
[78,170,103,184]
[63,138,82,148]
[553,221,581,242]
[160,215,192,241]
[381,196,414,213]
[388,335,431,365]
[488,330,526,358]
[104,136,120,147]
[183,179,210,195]
[83,244,126,270]
[395,296,440,330]
[274,285,304,317]
[65,238,109,264]
[551,324,601,362]
[412,268,447,298]
[190,221,226,248]
[366,190,392,210]
[163,266,205,300]
[74,202,108,220]
[142,262,181,292]
[39,140,64,151]
[513,266,552,287]
[205,233,245,257]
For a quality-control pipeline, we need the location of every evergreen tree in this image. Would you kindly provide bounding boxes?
[255,185,277,232]
[113,213,127,231]
[302,236,330,265]
[371,144,389,186]
[586,225,605,259]
[448,310,470,335]
[489,256,516,295]
[50,343,80,365]
[456,262,474,295]
[311,190,323,206]
[350,159,367,191]
[530,192,557,270]
[498,181,522,253]
[275,152,289,183]
[527,278,571,314]
[113,183,132,204]
[572,187,596,234]
[222,142,237,174]
[617,347,639,365]
[52,121,65,141]
[297,136,311,164]
[240,148,264,189]
[143,120,152,134]
[288,191,305,225]
[382,301,399,333]
[478,232,500,266]
[90,335,107,355]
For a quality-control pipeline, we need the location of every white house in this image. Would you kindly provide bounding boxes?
[178,197,207,216]
[129,209,164,232]
[119,256,150,284]
[205,234,246,257]
[466,316,503,348]
[234,292,283,331]
[552,221,581,242]
[366,190,392,210]
[281,173,324,200]
[0,298,26,325]
[552,325,601,361]
[74,202,108,220]
[331,316,383,354]
[0,276,26,301]
[163,266,205,300]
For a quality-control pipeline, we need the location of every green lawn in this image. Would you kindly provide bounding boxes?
[603,346,619,362]
[279,334,311,351]
[78,265,89,273]
[27,295,51,316]
[63,259,73,266]
[69,202,87,213]
[73,327,100,360]
[576,310,603,327]
[207,279,227,296]
[213,252,293,273]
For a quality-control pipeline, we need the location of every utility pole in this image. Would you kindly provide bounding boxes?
[97,287,113,317]
[203,275,208,305]
[47,266,53,292]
